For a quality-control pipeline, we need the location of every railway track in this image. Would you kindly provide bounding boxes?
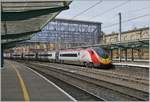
[17,60,148,82]
[32,61,148,85]
[23,61,149,101]
[48,63,149,85]
[24,63,104,101]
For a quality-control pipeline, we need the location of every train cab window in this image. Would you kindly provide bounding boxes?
[94,48,109,58]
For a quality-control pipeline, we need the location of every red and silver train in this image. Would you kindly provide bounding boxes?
[5,47,113,68]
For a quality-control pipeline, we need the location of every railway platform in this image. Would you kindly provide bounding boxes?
[113,61,149,68]
[1,60,76,101]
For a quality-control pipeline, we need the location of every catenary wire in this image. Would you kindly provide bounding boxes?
[71,0,103,19]
[87,0,130,20]
[103,13,150,29]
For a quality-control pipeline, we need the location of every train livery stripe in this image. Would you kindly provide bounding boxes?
[87,49,100,64]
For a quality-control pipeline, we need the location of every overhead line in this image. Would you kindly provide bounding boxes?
[108,6,150,23]
[128,6,150,13]
[71,0,103,19]
[103,13,150,29]
[88,0,130,20]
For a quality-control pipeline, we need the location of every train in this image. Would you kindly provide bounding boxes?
[4,47,113,68]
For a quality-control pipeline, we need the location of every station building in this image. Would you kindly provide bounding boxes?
[103,27,149,61]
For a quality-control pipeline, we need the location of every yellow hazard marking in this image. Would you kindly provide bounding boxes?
[10,62,30,101]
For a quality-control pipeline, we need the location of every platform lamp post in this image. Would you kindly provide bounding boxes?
[118,12,122,62]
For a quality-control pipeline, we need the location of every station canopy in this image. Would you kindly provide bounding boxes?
[101,38,149,50]
[70,38,149,50]
[1,0,71,49]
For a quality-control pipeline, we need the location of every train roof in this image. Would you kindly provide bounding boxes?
[60,48,83,52]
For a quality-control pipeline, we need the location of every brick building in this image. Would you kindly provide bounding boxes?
[103,27,149,61]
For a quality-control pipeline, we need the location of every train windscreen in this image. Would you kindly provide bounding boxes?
[93,48,109,59]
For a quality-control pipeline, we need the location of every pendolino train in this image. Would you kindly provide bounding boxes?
[5,47,113,68]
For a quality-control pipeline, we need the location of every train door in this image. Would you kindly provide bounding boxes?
[55,51,59,63]
[35,53,38,61]
[21,53,23,60]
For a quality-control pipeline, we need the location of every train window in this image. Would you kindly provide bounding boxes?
[78,52,80,55]
[39,54,52,56]
[13,54,21,56]
[89,50,94,54]
[94,48,109,58]
[60,53,77,57]
[25,54,35,56]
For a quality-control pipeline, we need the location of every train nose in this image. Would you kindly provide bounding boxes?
[101,58,111,64]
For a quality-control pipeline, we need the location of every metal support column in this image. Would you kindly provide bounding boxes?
[118,12,122,62]
[131,48,134,61]
[138,49,141,59]
[125,48,127,62]
[110,50,113,60]
[1,45,4,68]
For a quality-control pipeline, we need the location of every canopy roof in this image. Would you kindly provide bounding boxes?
[2,0,71,49]
[70,38,149,50]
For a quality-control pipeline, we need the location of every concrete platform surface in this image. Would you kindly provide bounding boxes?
[113,61,149,68]
[1,60,76,101]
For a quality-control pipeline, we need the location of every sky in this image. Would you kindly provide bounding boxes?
[56,0,150,34]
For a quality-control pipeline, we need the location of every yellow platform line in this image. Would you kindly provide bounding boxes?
[9,62,30,101]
